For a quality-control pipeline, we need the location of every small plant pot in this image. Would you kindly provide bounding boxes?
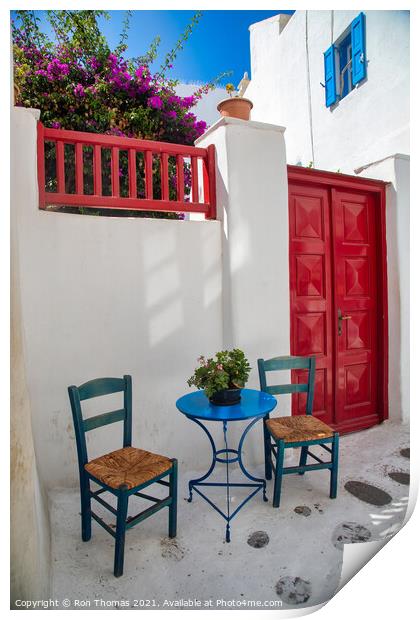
[217,97,253,121]
[209,388,242,406]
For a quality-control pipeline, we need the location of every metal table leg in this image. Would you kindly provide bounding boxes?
[186,416,217,503]
[186,415,266,542]
[237,416,269,502]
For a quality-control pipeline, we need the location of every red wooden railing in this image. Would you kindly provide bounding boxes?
[37,122,216,218]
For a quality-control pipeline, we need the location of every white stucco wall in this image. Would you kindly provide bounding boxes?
[12,107,292,492]
[247,10,409,173]
[12,107,224,489]
[197,117,290,370]
[11,108,51,604]
[197,117,291,457]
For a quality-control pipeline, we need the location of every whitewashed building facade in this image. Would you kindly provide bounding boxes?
[245,10,410,425]
[246,10,409,173]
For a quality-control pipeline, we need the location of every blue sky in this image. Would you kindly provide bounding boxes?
[23,10,293,86]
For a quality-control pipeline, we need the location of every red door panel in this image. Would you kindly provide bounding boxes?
[331,189,379,430]
[289,184,334,424]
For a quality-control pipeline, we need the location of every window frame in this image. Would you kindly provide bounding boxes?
[337,32,354,99]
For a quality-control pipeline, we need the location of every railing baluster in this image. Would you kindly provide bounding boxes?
[37,121,46,208]
[111,146,120,197]
[191,156,199,203]
[206,144,217,220]
[56,140,65,194]
[161,152,169,201]
[145,150,153,200]
[75,142,84,194]
[203,155,210,206]
[176,154,184,202]
[129,149,137,199]
[94,145,102,196]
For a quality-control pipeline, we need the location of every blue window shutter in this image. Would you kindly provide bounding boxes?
[351,12,366,85]
[324,45,337,107]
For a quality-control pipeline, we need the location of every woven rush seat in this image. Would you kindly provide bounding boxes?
[85,446,173,490]
[266,415,334,443]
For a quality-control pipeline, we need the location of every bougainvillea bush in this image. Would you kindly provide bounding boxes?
[12,10,225,217]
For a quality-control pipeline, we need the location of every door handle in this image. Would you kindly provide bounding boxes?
[338,308,352,336]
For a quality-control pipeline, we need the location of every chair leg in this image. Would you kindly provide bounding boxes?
[273,440,285,508]
[80,473,91,542]
[263,417,272,480]
[330,433,339,499]
[114,485,129,578]
[169,459,178,538]
[298,446,308,475]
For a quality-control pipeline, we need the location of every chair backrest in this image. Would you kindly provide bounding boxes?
[68,375,132,466]
[257,355,316,415]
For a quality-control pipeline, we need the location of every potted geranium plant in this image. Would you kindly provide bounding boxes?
[217,73,253,121]
[188,349,251,405]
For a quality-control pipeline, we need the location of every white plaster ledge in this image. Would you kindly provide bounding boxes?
[195,116,286,146]
[354,153,410,174]
[12,106,41,121]
[248,12,293,33]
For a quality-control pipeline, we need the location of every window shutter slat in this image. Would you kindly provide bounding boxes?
[324,45,337,107]
[351,12,366,85]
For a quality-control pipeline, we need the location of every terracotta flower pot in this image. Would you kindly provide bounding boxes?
[217,97,253,121]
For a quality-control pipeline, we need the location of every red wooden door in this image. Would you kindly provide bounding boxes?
[288,169,387,433]
[332,189,379,430]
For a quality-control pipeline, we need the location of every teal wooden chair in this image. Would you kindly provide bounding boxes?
[257,356,339,508]
[68,375,177,577]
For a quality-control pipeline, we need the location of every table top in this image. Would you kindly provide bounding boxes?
[176,388,277,422]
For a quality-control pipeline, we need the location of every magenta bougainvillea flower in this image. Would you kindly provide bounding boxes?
[180,96,196,108]
[73,83,85,97]
[147,95,163,110]
[46,58,70,81]
[14,33,208,147]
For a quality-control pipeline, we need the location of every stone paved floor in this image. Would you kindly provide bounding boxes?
[50,421,409,610]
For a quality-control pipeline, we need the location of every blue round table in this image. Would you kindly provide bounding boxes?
[176,388,277,542]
